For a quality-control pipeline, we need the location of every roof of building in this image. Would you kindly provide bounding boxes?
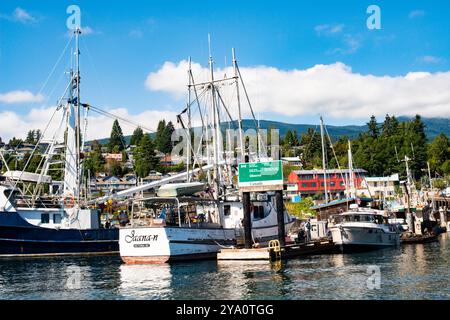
[364,174,399,182]
[292,169,367,175]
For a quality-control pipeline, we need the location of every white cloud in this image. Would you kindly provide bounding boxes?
[315,24,344,36]
[419,55,443,64]
[145,60,450,120]
[0,7,38,24]
[0,106,178,142]
[14,7,37,24]
[409,10,425,19]
[0,90,44,104]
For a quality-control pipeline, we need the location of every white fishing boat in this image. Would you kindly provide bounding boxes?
[114,42,296,263]
[119,194,294,263]
[329,205,401,252]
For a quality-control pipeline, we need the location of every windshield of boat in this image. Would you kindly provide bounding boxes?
[129,197,219,227]
[342,214,384,224]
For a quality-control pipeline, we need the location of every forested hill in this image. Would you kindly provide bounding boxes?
[89,116,450,145]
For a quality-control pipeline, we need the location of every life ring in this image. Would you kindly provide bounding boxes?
[64,194,76,208]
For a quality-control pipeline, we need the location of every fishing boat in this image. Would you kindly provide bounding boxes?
[329,205,401,252]
[0,28,119,257]
[116,43,295,263]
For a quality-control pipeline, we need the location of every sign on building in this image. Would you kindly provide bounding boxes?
[238,160,283,192]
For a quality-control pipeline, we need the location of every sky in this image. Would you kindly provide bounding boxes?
[0,0,449,141]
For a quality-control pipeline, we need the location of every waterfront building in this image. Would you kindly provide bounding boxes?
[359,174,399,199]
[287,169,368,199]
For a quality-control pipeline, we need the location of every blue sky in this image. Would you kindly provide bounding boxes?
[0,0,449,140]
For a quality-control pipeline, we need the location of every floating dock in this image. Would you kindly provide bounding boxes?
[217,239,336,261]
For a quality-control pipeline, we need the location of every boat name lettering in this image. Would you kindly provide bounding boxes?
[125,230,159,243]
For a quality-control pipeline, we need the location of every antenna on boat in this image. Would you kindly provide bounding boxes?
[232,48,245,163]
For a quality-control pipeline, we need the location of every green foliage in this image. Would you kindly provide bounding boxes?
[283,164,301,180]
[130,127,144,146]
[134,134,159,178]
[428,133,450,175]
[83,140,105,177]
[285,197,316,218]
[108,120,125,152]
[8,137,23,148]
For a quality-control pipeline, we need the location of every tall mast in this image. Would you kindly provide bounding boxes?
[208,34,223,225]
[320,116,328,204]
[186,56,192,182]
[232,48,245,163]
[75,27,81,204]
[348,140,355,198]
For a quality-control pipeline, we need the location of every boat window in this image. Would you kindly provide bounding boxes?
[53,213,62,224]
[41,213,50,224]
[224,205,231,216]
[253,206,265,220]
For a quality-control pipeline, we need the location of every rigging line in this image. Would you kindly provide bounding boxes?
[189,69,205,128]
[37,32,75,99]
[235,63,269,158]
[80,37,108,103]
[86,105,156,133]
[323,125,347,186]
[5,106,61,206]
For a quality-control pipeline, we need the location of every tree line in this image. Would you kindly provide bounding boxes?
[282,114,450,186]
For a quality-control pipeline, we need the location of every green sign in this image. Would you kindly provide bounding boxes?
[238,160,283,189]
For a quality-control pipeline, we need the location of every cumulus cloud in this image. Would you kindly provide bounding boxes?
[0,90,44,104]
[145,60,450,120]
[0,106,178,142]
[409,10,425,19]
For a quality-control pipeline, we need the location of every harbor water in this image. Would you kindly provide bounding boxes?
[0,233,448,300]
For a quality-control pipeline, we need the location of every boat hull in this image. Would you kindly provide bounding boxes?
[119,222,294,264]
[331,225,400,253]
[0,212,119,257]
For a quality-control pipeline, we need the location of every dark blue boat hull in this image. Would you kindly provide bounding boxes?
[0,212,119,256]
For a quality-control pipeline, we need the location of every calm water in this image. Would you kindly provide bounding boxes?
[0,233,448,300]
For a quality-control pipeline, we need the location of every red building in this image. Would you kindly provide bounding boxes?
[287,169,367,199]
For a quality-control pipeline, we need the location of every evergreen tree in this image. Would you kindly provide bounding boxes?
[428,133,450,175]
[26,130,35,144]
[9,137,23,148]
[134,134,159,178]
[155,120,166,151]
[367,115,379,138]
[160,121,175,154]
[130,127,144,146]
[108,120,125,152]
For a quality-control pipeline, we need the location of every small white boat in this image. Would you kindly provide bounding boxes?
[329,206,401,253]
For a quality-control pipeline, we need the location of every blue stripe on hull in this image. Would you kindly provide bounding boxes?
[0,212,119,256]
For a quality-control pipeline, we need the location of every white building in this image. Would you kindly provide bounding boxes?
[359,174,399,199]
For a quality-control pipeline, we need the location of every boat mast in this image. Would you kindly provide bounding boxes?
[208,35,222,200]
[75,27,81,204]
[320,116,328,204]
[232,48,245,163]
[186,56,192,182]
[348,140,355,198]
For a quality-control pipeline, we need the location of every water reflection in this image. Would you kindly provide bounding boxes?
[119,263,173,299]
[0,235,448,300]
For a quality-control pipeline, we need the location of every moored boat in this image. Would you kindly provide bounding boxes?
[329,205,401,253]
